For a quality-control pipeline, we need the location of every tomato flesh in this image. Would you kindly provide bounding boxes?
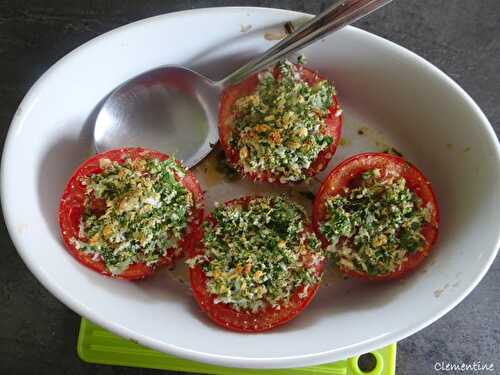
[312,153,439,281]
[58,147,204,280]
[218,65,342,183]
[188,196,324,332]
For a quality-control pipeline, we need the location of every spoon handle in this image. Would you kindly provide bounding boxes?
[219,0,393,87]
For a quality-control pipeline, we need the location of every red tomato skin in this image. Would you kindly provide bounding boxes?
[218,65,343,184]
[312,152,439,281]
[188,196,324,332]
[58,147,204,280]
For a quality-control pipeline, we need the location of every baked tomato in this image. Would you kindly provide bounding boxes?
[312,153,439,281]
[58,147,204,280]
[218,62,342,184]
[188,195,325,332]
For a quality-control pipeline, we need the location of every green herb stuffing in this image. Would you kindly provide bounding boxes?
[189,196,324,312]
[320,169,432,276]
[229,59,336,183]
[70,157,193,275]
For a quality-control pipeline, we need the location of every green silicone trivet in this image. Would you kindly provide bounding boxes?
[77,318,396,375]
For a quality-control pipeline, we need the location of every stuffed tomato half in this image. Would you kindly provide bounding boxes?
[188,195,325,332]
[59,147,204,280]
[218,60,342,184]
[313,153,439,280]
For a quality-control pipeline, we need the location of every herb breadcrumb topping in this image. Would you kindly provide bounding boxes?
[189,196,324,312]
[320,169,432,276]
[229,60,336,183]
[70,157,194,275]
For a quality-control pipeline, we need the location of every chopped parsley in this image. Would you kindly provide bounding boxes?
[70,157,194,275]
[229,59,336,183]
[320,169,432,276]
[189,196,324,312]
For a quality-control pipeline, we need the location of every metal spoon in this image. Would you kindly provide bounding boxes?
[94,0,393,167]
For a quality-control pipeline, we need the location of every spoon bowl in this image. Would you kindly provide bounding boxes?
[94,66,220,167]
